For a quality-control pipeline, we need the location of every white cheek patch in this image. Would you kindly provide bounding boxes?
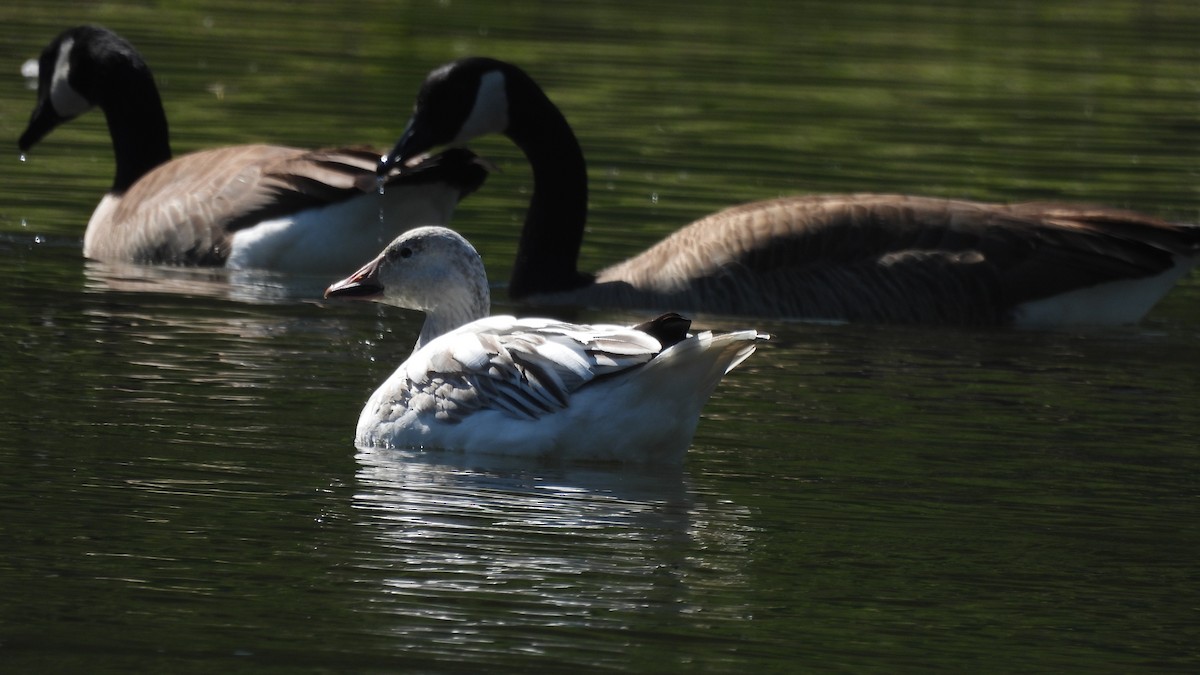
[49,37,92,118]
[453,70,509,144]
[21,58,39,82]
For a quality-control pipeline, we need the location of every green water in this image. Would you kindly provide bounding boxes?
[0,1,1198,672]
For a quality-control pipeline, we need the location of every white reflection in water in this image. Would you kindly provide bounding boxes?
[350,448,757,642]
[67,262,369,442]
[82,259,333,305]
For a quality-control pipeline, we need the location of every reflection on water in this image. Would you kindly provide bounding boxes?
[350,449,757,666]
[82,260,341,305]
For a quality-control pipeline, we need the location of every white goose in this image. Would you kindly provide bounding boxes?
[18,25,488,274]
[379,57,1200,327]
[324,226,767,463]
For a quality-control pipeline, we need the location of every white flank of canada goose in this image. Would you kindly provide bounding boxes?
[19,26,489,274]
[324,226,767,463]
[379,57,1200,327]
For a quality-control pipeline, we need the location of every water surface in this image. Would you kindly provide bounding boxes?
[0,1,1197,672]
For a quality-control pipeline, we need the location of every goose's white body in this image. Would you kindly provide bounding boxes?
[326,227,766,463]
[1012,255,1197,328]
[21,26,486,274]
[356,315,760,462]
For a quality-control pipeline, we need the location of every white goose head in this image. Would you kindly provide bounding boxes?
[325,226,491,350]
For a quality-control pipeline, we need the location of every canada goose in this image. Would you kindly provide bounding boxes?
[324,226,766,463]
[379,57,1200,327]
[18,25,488,274]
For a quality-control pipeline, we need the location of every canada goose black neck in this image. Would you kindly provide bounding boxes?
[98,80,171,194]
[87,30,172,193]
[499,65,593,298]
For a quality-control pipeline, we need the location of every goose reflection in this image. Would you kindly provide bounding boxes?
[82,259,332,305]
[348,448,756,646]
[68,263,375,447]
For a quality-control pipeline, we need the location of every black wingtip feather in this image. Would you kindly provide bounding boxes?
[633,312,692,348]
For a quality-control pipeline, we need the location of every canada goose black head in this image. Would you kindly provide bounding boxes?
[381,57,591,298]
[380,57,564,175]
[20,25,162,152]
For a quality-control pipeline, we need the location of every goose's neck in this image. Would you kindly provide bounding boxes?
[100,70,171,194]
[413,288,491,353]
[504,75,592,298]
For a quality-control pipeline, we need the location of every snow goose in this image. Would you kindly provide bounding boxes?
[18,25,489,274]
[378,57,1200,327]
[324,226,767,463]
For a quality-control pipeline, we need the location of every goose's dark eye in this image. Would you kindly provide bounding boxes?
[389,246,414,262]
[399,247,413,259]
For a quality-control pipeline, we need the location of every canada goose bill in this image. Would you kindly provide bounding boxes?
[324,226,767,463]
[19,25,489,275]
[379,57,1199,327]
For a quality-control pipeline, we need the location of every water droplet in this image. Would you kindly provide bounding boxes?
[19,153,27,163]
[650,192,659,205]
[376,176,388,228]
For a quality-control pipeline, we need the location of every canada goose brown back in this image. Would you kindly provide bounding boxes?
[379,57,1199,327]
[20,25,488,274]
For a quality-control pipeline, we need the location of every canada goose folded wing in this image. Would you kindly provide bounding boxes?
[86,145,489,267]
[577,194,1199,323]
[88,144,300,265]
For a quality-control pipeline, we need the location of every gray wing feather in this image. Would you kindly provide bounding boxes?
[400,319,663,424]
